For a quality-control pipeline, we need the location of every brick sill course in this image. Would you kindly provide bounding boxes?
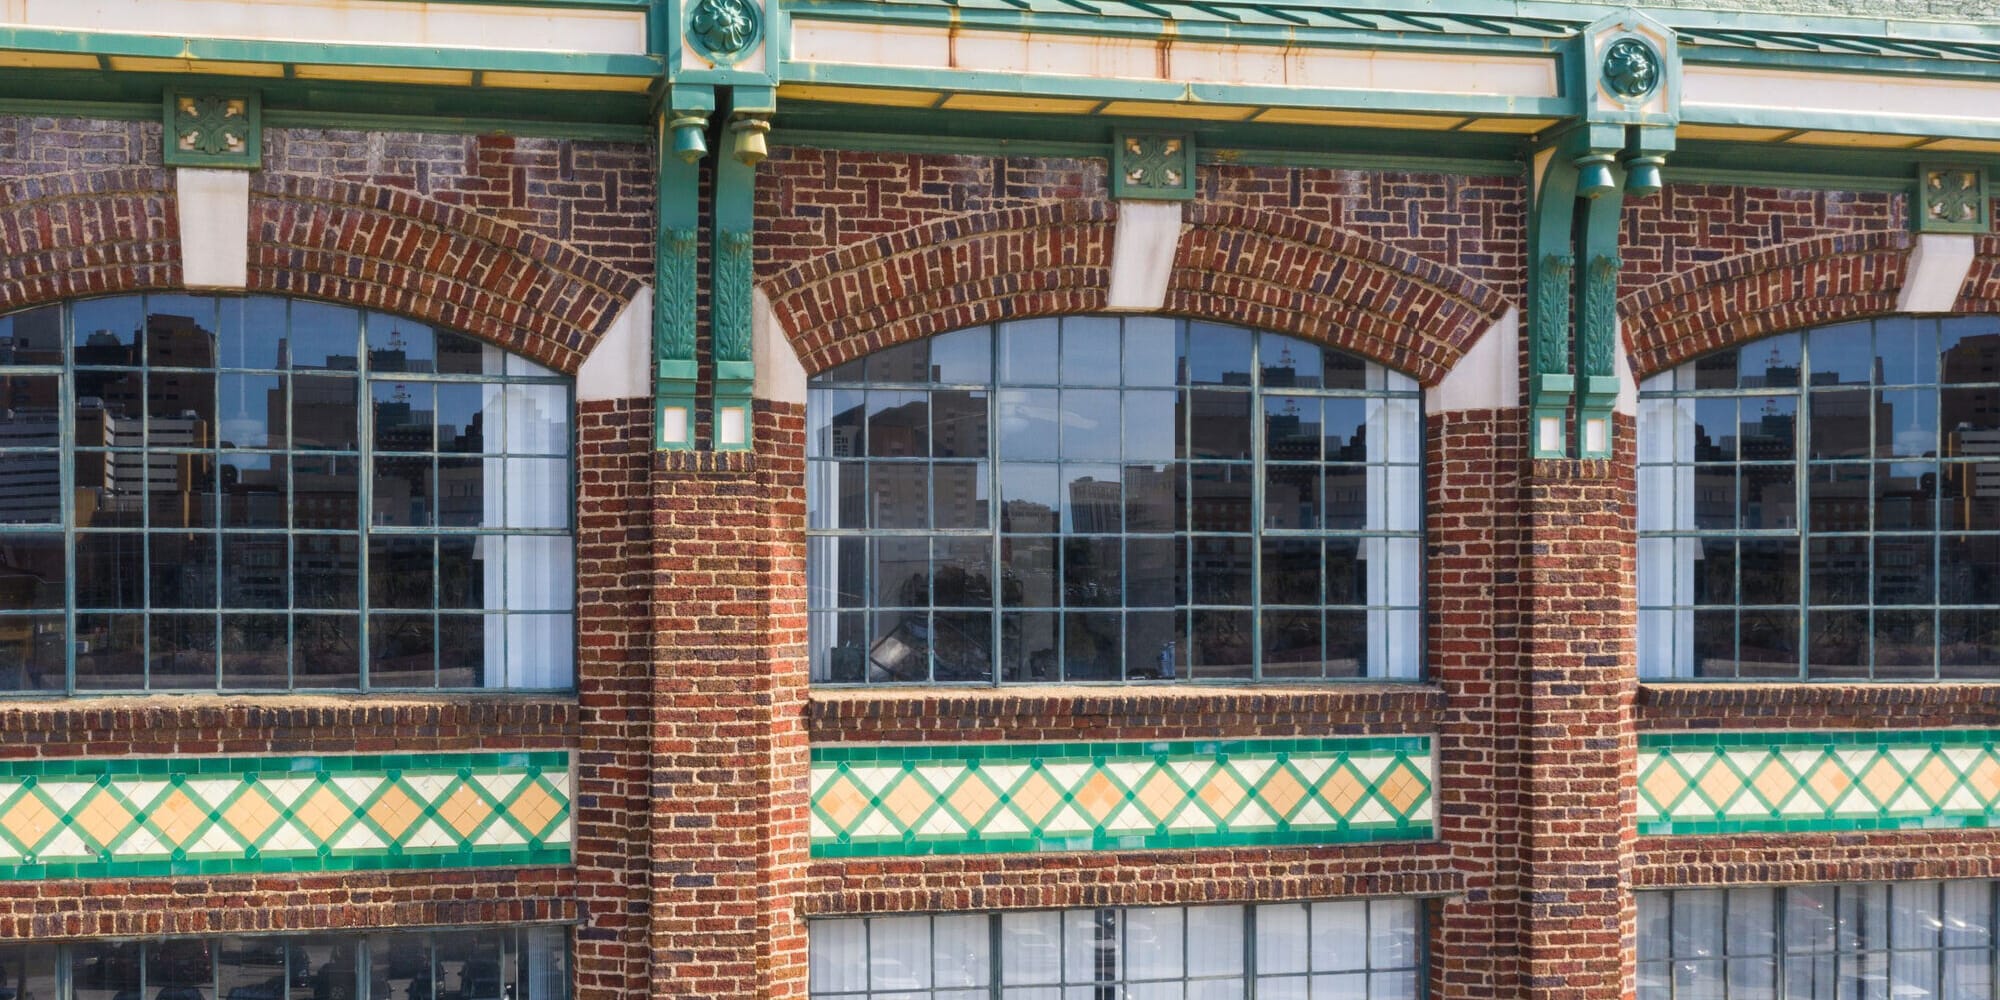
[0,693,578,757]
[807,683,1447,742]
[1639,681,2000,730]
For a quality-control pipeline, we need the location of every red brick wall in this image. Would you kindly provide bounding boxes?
[1618,185,1912,377]
[573,399,657,1000]
[645,403,811,1000]
[1515,446,1638,1000]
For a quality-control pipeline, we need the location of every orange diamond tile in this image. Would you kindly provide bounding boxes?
[1968,756,2000,804]
[1318,766,1365,816]
[223,789,281,844]
[1915,756,1960,806]
[438,783,492,838]
[73,790,132,848]
[1640,760,1689,810]
[1008,772,1062,826]
[881,775,936,827]
[367,784,424,840]
[151,788,208,846]
[1257,767,1308,820]
[817,775,869,831]
[1197,771,1246,819]
[1377,763,1426,815]
[945,776,1000,827]
[1697,762,1744,808]
[293,786,352,841]
[1135,769,1185,822]
[1806,759,1851,807]
[1860,757,1905,806]
[1751,759,1797,807]
[0,794,58,850]
[1071,773,1124,823]
[507,782,562,836]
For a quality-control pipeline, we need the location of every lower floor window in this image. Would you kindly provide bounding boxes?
[808,900,1423,999]
[0,927,566,1000]
[1642,882,1997,999]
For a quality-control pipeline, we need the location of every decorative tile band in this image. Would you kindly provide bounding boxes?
[810,737,1433,858]
[1639,730,2000,836]
[0,751,570,880]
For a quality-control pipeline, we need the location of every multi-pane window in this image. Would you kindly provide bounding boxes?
[0,295,575,693]
[0,927,568,1000]
[1641,882,1998,999]
[807,900,1424,999]
[1638,316,2000,679]
[805,317,1423,684]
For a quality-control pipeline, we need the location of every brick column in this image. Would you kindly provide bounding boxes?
[572,398,656,1000]
[646,403,811,1000]
[1516,440,1638,1000]
[1427,407,1525,1000]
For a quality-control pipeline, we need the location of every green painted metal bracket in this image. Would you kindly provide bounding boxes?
[1527,132,1584,460]
[1574,195,1623,461]
[1111,130,1196,201]
[711,84,772,451]
[1914,163,1991,234]
[161,90,261,169]
[656,85,712,451]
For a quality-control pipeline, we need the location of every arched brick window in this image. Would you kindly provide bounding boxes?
[805,315,1423,685]
[0,294,574,693]
[1638,315,2000,680]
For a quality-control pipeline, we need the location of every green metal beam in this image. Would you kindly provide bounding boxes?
[0,26,661,77]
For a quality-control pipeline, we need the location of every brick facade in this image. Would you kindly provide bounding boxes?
[2,108,1993,1000]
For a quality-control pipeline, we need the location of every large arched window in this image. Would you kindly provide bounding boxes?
[806,317,1423,685]
[0,295,574,693]
[1638,315,2000,680]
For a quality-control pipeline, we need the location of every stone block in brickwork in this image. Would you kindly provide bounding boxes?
[811,737,1432,857]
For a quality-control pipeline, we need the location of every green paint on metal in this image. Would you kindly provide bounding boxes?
[1110,130,1196,201]
[710,100,762,451]
[0,25,661,76]
[687,0,764,64]
[809,736,1435,858]
[161,91,261,169]
[655,96,708,452]
[1601,37,1662,101]
[1915,163,1991,234]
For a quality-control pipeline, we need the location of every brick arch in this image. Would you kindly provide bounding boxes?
[1166,205,1509,385]
[249,175,643,376]
[1619,230,1916,378]
[760,201,1511,384]
[0,167,182,306]
[0,170,640,377]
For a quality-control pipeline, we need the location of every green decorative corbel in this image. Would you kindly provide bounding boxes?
[1575,254,1623,459]
[162,91,261,169]
[709,90,771,451]
[1529,252,1576,458]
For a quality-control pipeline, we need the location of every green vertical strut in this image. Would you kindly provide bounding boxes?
[655,86,710,450]
[710,85,771,451]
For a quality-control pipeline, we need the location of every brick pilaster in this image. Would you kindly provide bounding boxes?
[1516,435,1637,1000]
[647,402,810,1000]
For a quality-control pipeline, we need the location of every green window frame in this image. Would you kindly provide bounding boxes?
[0,294,576,694]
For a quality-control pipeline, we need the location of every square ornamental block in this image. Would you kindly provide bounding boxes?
[162,91,263,169]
